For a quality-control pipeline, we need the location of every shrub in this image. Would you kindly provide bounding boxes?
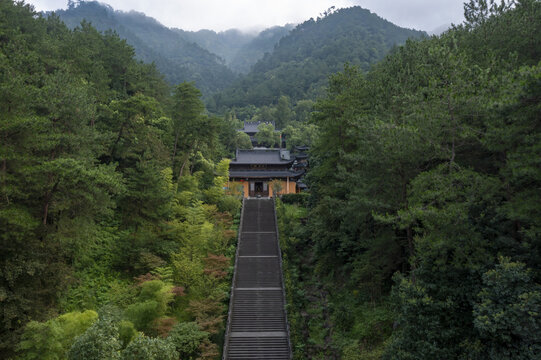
[17,310,98,360]
[167,322,208,360]
[118,321,137,348]
[68,315,121,360]
[473,258,541,359]
[16,320,64,360]
[120,335,178,360]
[218,195,241,214]
[280,192,309,205]
[124,280,174,334]
[124,301,161,334]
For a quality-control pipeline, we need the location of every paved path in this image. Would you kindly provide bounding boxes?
[223,198,291,359]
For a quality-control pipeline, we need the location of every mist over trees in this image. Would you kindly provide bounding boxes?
[52,1,296,94]
[211,7,426,110]
[52,1,237,95]
[174,25,295,74]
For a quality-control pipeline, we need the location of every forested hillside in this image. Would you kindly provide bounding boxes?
[3,0,541,359]
[278,0,541,359]
[53,1,237,95]
[52,1,294,92]
[211,6,426,110]
[174,25,294,74]
[0,1,247,358]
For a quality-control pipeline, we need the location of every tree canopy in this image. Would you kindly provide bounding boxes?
[291,1,541,358]
[0,2,240,358]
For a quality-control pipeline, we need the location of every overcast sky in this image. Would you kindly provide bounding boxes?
[27,0,467,33]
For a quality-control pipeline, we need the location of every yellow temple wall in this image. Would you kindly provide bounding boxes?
[229,179,297,198]
[243,181,249,198]
[269,179,297,197]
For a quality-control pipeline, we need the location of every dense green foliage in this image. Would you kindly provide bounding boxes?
[255,123,280,148]
[167,322,209,359]
[52,1,237,95]
[16,310,98,360]
[293,0,541,358]
[44,2,425,156]
[212,7,426,110]
[67,310,122,360]
[120,335,178,360]
[278,198,394,360]
[3,0,541,358]
[0,1,241,358]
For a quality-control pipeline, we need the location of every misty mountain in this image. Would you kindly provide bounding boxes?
[173,25,294,74]
[52,1,237,95]
[51,2,425,105]
[173,28,253,69]
[230,25,296,74]
[212,6,426,109]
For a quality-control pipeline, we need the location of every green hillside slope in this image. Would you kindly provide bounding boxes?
[53,1,237,94]
[212,6,426,109]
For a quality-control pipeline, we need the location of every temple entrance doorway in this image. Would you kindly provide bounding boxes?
[250,181,269,197]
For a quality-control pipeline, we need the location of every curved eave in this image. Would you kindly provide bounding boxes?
[229,170,304,179]
[230,160,294,166]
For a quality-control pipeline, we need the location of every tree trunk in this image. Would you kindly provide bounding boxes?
[504,179,522,242]
[172,131,180,166]
[42,179,59,225]
[1,130,6,204]
[42,149,59,225]
[1,156,7,205]
[401,173,416,280]
[42,198,50,225]
[110,122,126,161]
[177,140,198,179]
[178,153,190,179]
[447,93,457,167]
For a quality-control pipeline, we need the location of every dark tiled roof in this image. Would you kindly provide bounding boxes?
[297,182,308,189]
[229,170,305,179]
[231,149,293,165]
[241,121,276,133]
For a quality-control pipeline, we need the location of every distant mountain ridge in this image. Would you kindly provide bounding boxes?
[51,1,238,95]
[212,6,427,109]
[51,2,426,105]
[50,1,294,94]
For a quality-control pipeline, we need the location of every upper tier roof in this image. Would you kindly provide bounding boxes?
[231,149,293,165]
[229,170,304,179]
[240,121,276,133]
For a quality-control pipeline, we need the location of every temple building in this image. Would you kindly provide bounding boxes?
[228,149,304,198]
